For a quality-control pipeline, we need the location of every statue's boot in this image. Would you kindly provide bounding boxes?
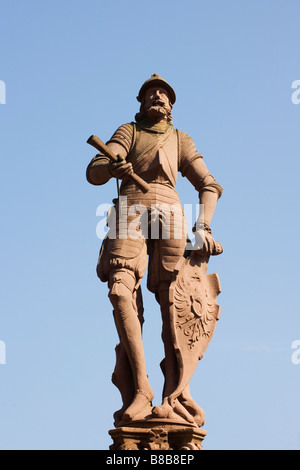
[178,385,205,426]
[152,399,178,420]
[111,341,135,427]
[158,285,179,398]
[110,282,154,423]
[122,388,154,421]
[152,397,195,424]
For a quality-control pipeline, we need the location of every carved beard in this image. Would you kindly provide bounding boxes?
[135,100,173,124]
[146,100,169,120]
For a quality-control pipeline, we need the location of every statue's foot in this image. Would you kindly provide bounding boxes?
[152,400,178,420]
[122,388,154,422]
[179,388,205,426]
[178,397,205,427]
[113,406,126,427]
[152,398,196,425]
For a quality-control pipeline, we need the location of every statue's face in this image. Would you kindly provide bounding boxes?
[143,87,172,121]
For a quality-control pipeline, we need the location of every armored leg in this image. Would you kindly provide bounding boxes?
[111,334,135,426]
[152,282,201,425]
[111,287,145,426]
[108,270,153,422]
[158,282,179,399]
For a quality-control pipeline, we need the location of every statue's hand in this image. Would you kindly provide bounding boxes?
[194,230,215,255]
[193,223,223,256]
[108,158,133,180]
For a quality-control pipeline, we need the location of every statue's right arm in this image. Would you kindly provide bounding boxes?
[86,123,134,186]
[86,142,128,185]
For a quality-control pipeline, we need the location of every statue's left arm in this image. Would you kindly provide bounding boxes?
[178,131,223,252]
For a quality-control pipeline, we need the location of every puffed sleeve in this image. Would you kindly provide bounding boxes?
[106,123,134,153]
[178,131,223,198]
[86,123,134,185]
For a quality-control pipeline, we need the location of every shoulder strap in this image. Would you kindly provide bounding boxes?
[133,127,174,169]
[129,121,137,154]
[176,129,181,169]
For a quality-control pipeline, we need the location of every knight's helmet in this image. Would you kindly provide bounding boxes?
[137,73,176,105]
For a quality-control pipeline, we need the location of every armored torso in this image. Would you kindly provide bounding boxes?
[125,124,178,189]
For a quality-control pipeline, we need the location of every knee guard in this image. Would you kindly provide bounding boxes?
[108,269,136,313]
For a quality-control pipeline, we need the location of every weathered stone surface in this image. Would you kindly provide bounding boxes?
[86,74,223,433]
[109,423,206,450]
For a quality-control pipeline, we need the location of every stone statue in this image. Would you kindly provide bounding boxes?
[86,74,223,443]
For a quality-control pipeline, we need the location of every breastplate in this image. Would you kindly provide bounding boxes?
[126,127,178,187]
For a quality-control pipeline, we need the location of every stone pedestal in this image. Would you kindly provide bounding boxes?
[109,422,206,450]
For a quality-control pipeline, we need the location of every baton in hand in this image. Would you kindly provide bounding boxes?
[87,135,150,194]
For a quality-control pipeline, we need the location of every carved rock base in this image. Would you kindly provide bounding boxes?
[109,422,206,450]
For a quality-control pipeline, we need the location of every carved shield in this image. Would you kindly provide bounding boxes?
[169,252,221,401]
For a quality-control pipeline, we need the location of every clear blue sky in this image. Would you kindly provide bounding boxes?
[1,0,300,450]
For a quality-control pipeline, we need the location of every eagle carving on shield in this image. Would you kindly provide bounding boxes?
[174,272,218,349]
[168,251,221,404]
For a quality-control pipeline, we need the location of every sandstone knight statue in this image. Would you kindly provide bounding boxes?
[86,73,223,429]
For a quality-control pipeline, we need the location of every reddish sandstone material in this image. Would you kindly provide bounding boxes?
[86,74,223,435]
